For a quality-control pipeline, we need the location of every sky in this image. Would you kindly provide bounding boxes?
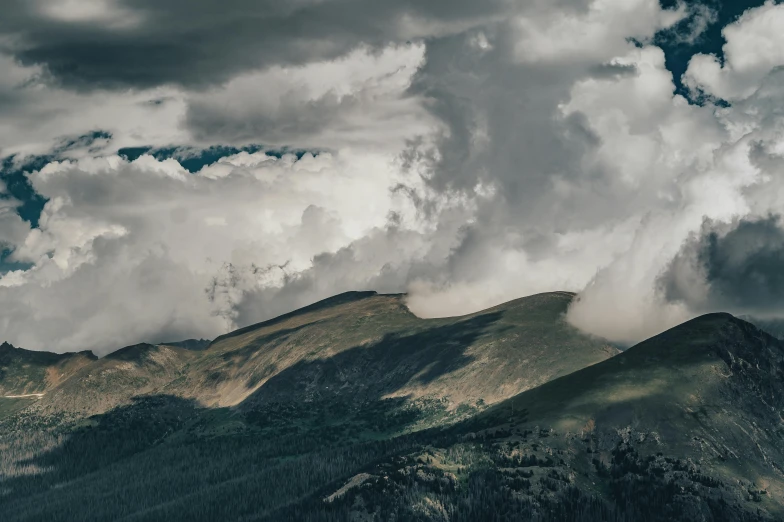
[1,0,784,354]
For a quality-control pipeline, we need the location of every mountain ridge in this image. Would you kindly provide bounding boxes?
[3,291,783,521]
[2,290,618,418]
[209,290,386,345]
[174,290,619,409]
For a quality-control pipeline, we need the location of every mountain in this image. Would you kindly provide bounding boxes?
[172,290,618,410]
[741,315,784,340]
[0,342,95,422]
[5,291,617,423]
[35,343,198,417]
[0,290,618,521]
[158,338,212,351]
[477,312,784,436]
[318,313,784,521]
[1,292,782,521]
[0,342,95,397]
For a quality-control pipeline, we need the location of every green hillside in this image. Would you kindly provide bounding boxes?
[0,290,618,521]
[3,292,782,521]
[8,291,617,424]
[174,291,617,410]
[314,313,784,521]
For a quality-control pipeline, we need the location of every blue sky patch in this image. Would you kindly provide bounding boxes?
[655,0,774,100]
[117,144,311,173]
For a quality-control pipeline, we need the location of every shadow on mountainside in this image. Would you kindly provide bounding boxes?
[238,310,508,406]
[5,311,784,522]
[0,393,431,522]
[0,310,508,521]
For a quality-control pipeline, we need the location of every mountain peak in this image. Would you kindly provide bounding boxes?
[623,311,782,368]
[475,308,784,435]
[211,290,388,345]
[102,343,159,361]
[157,338,212,351]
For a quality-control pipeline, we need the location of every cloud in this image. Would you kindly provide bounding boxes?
[0,198,29,251]
[684,1,784,100]
[0,0,513,90]
[661,215,784,316]
[4,0,784,354]
[0,41,433,159]
[184,44,437,150]
[398,30,710,332]
[0,149,417,353]
[0,53,188,157]
[399,0,784,346]
[511,0,685,64]
[564,4,784,345]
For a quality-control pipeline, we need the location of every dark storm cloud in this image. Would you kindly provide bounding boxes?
[661,215,784,314]
[186,89,361,145]
[0,0,518,90]
[403,27,621,233]
[587,62,639,79]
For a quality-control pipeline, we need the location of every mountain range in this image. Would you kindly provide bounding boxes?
[0,291,782,521]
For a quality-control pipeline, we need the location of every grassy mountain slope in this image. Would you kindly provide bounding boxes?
[0,290,622,521]
[0,342,95,397]
[314,313,784,521]
[175,290,618,410]
[3,291,616,420]
[35,343,198,417]
[11,293,784,520]
[479,312,784,439]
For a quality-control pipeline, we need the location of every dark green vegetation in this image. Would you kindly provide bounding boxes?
[1,292,783,521]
